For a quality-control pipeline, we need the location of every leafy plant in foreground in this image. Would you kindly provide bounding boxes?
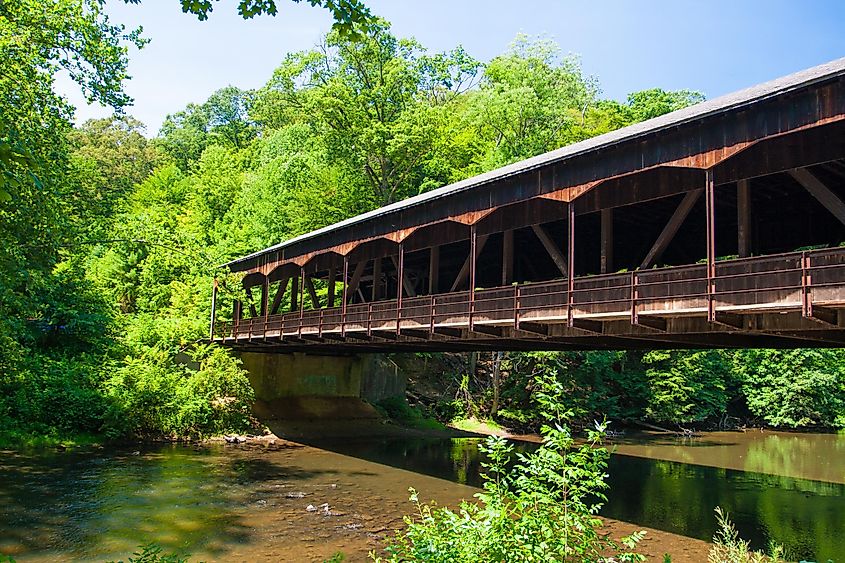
[372,379,645,562]
[708,507,785,563]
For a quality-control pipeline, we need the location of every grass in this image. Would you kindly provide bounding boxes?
[374,397,446,430]
[449,417,508,435]
[0,429,104,450]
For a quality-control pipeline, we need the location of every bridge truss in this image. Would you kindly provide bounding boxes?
[212,60,845,352]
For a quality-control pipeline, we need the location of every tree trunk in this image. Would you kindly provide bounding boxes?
[491,351,503,417]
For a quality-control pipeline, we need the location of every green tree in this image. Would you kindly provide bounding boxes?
[158,86,255,170]
[643,350,732,424]
[0,0,144,400]
[465,34,599,169]
[734,349,845,428]
[252,21,480,204]
[68,116,162,237]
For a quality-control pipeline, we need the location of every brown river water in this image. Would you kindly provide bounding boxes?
[0,430,842,562]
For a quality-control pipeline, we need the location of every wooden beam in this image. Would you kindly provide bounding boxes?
[809,305,839,327]
[788,168,845,226]
[290,275,299,311]
[371,257,381,301]
[517,321,548,336]
[634,315,667,332]
[600,208,613,274]
[450,234,489,292]
[347,260,367,300]
[433,327,462,338]
[532,224,567,276]
[502,229,514,285]
[305,276,320,309]
[245,286,258,317]
[429,246,440,294]
[260,277,269,317]
[572,318,602,334]
[471,325,503,337]
[327,267,336,308]
[640,189,703,270]
[390,255,416,297]
[737,179,751,258]
[269,278,289,315]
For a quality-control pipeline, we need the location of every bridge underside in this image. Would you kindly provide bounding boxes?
[213,67,845,353]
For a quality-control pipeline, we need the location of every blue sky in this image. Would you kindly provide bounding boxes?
[60,0,845,135]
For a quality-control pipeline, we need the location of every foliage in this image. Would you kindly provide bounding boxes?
[373,386,644,562]
[708,507,785,563]
[108,543,189,563]
[733,349,845,428]
[642,350,732,424]
[375,397,444,431]
[147,0,375,38]
[252,20,481,204]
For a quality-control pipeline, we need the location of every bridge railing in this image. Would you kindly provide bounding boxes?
[213,246,845,342]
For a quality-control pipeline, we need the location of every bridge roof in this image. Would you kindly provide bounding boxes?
[225,56,845,271]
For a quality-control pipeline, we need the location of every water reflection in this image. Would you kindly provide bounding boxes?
[314,435,845,562]
[0,446,333,560]
[0,432,842,562]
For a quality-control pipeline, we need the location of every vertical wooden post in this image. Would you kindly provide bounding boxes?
[372,256,381,302]
[341,256,349,336]
[210,279,218,340]
[469,225,477,331]
[429,246,440,294]
[397,243,405,336]
[327,267,336,308]
[299,267,306,314]
[290,274,299,312]
[502,229,514,285]
[298,267,306,338]
[261,275,269,338]
[261,276,269,317]
[737,179,751,258]
[706,169,716,322]
[567,204,575,327]
[600,208,613,274]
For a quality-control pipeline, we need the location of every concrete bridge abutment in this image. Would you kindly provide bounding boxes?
[238,352,406,438]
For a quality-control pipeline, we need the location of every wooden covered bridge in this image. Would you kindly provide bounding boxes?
[212,59,845,353]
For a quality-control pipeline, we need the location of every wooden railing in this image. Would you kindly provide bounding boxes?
[213,247,845,342]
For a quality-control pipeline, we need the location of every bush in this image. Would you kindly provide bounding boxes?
[372,424,644,562]
[708,507,785,563]
[372,378,645,562]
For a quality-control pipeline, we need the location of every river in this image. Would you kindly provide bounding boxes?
[0,430,842,562]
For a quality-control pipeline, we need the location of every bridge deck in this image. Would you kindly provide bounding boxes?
[214,247,845,352]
